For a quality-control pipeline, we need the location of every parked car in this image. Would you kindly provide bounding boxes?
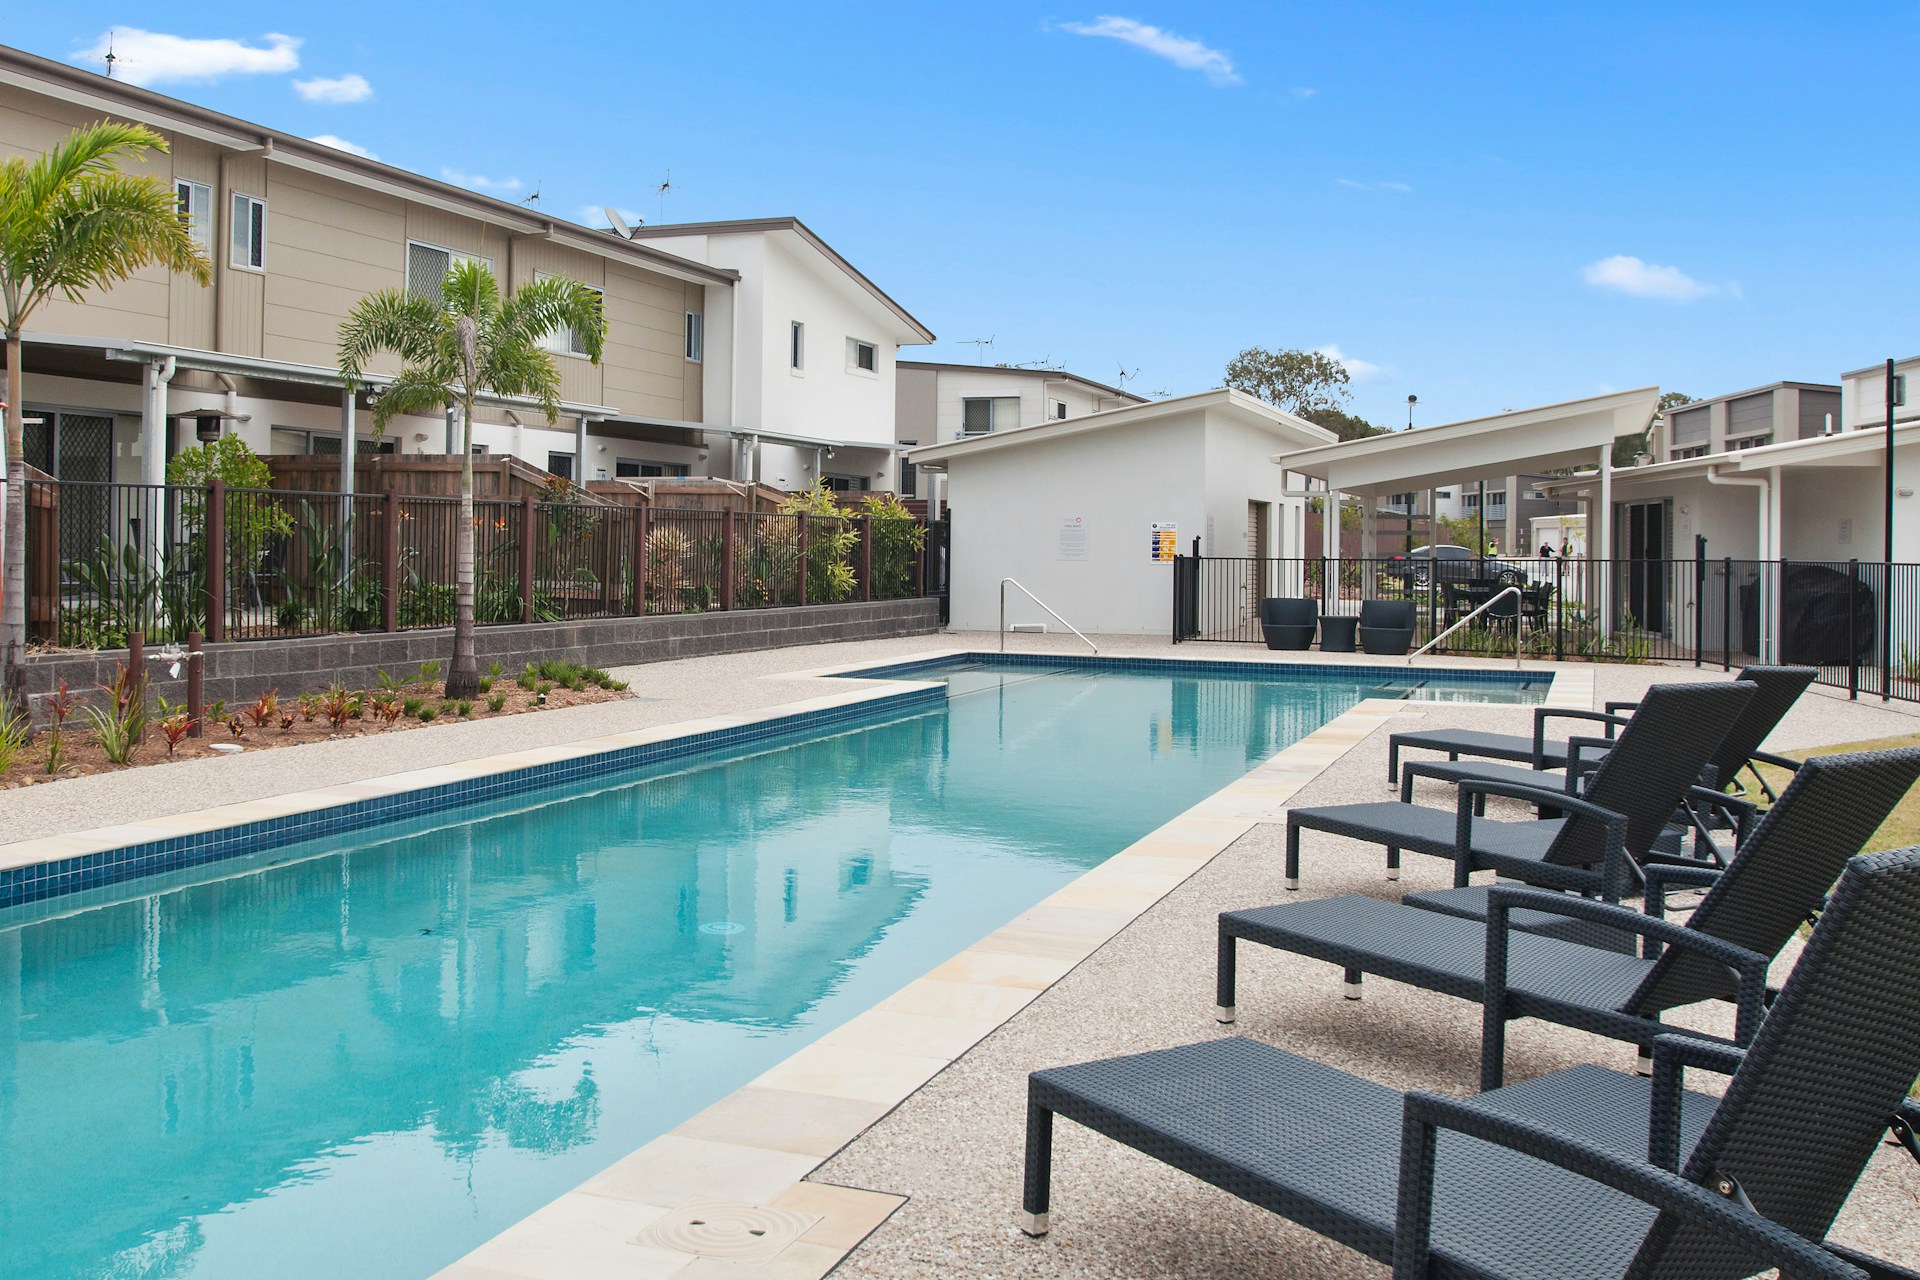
[1383,544,1532,588]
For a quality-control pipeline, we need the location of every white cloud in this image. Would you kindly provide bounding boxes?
[442,167,523,193]
[1335,177,1411,193]
[310,134,376,159]
[1058,16,1241,86]
[74,28,300,86]
[578,205,644,230]
[1581,254,1715,302]
[1315,344,1388,381]
[294,73,372,104]
[1290,86,1318,98]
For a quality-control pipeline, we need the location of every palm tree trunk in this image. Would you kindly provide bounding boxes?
[2,328,27,716]
[446,398,480,700]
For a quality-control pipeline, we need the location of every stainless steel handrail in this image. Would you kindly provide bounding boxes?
[1000,577,1098,653]
[1408,584,1525,669]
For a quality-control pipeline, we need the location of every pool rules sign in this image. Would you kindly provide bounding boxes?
[1057,515,1089,561]
[1150,522,1177,563]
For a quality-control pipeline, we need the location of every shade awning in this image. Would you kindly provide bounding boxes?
[1272,388,1662,495]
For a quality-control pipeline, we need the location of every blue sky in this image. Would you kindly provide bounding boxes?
[7,4,1917,426]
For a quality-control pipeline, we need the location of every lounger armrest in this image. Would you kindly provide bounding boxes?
[1603,699,1640,717]
[1683,785,1756,858]
[1458,780,1632,899]
[1648,1032,1748,1170]
[1644,863,1723,926]
[1534,706,1632,759]
[1565,735,1616,788]
[1748,748,1803,772]
[1824,1244,1920,1280]
[1485,888,1771,1044]
[1394,1091,1867,1280]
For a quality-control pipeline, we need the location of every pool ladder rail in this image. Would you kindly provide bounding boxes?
[999,577,1098,654]
[1407,584,1525,670]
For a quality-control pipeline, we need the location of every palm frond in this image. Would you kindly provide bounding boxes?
[483,343,564,423]
[498,274,605,364]
[338,289,450,389]
[368,371,452,432]
[441,258,501,323]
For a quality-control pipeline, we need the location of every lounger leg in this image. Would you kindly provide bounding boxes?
[1399,767,1415,804]
[1479,1001,1507,1091]
[1344,967,1364,1000]
[1386,847,1401,881]
[1020,1096,1053,1236]
[1387,738,1400,787]
[1285,821,1301,890]
[1216,928,1237,1023]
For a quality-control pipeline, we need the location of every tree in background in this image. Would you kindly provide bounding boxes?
[1223,347,1385,440]
[0,120,211,712]
[1613,390,1694,467]
[338,260,605,698]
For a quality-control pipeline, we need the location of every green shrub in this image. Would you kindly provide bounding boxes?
[401,696,425,717]
[486,692,506,713]
[457,700,474,718]
[0,704,30,774]
[416,705,438,722]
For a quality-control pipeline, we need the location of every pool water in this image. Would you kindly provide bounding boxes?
[0,659,1542,1280]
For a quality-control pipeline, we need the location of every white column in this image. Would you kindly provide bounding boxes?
[443,408,457,455]
[575,415,589,482]
[140,359,170,489]
[1765,468,1782,661]
[1322,486,1341,609]
[339,387,355,576]
[1505,474,1522,554]
[1596,447,1614,638]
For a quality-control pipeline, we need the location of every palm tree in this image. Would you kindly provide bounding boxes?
[0,121,212,711]
[338,259,604,698]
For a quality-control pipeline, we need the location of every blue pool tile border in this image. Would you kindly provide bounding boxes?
[837,650,1550,691]
[0,684,944,912]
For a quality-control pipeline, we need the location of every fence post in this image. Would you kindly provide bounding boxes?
[912,520,925,597]
[1849,558,1860,700]
[1721,557,1732,672]
[1883,558,1894,703]
[858,516,873,602]
[205,479,227,643]
[1554,555,1565,662]
[126,630,145,742]
[796,514,809,607]
[382,491,400,632]
[520,496,536,624]
[720,511,735,610]
[1692,535,1705,668]
[632,504,649,616]
[186,631,204,737]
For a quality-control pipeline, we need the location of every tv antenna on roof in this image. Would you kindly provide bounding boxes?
[602,206,633,237]
[1014,356,1065,371]
[519,183,542,207]
[101,31,123,78]
[1116,365,1140,389]
[957,336,995,365]
[656,172,673,225]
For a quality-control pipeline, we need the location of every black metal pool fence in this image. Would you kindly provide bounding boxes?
[1173,551,1917,702]
[21,478,950,650]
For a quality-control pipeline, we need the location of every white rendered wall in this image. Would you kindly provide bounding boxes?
[915,369,1132,445]
[945,417,1209,635]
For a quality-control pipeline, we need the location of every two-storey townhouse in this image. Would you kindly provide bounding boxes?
[627,218,935,495]
[892,361,1143,507]
[0,43,742,496]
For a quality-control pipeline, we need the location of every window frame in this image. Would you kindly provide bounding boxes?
[534,270,604,359]
[175,179,212,258]
[1050,399,1068,420]
[961,395,1020,436]
[230,192,266,272]
[406,239,494,301]
[846,337,878,375]
[790,321,805,372]
[685,310,704,363]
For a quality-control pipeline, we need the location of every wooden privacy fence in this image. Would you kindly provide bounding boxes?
[24,479,942,650]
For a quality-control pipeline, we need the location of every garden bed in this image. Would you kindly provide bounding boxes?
[0,660,630,789]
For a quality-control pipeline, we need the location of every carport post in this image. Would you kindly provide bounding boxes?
[1595,447,1613,640]
[1322,487,1340,609]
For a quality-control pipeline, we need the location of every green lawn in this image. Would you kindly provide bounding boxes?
[1755,734,1920,853]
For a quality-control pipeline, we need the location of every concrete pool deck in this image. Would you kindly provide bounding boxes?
[8,637,1920,1278]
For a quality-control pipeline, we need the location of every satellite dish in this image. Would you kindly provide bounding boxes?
[602,206,633,238]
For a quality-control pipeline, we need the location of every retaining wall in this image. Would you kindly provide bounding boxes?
[22,598,941,715]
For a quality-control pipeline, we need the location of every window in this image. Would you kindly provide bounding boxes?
[847,338,877,373]
[1051,400,1068,420]
[823,473,870,492]
[685,311,703,363]
[1727,434,1772,452]
[616,459,691,478]
[406,240,491,299]
[535,271,603,357]
[899,443,918,495]
[961,396,1020,435]
[790,322,805,370]
[175,180,211,257]
[1671,445,1709,460]
[230,192,266,270]
[547,452,574,481]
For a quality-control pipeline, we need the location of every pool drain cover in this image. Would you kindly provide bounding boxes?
[699,921,745,935]
[637,1201,817,1260]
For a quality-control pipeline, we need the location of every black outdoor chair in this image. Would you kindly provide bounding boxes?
[1357,598,1416,655]
[1023,846,1920,1280]
[1218,748,1920,1088]
[1258,597,1317,651]
[1385,665,1816,795]
[1284,682,1755,907]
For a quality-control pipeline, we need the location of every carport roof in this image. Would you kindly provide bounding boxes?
[1271,387,1662,495]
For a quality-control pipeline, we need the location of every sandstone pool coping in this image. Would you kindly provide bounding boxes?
[0,650,1589,1279]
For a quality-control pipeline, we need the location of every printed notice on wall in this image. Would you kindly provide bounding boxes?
[1057,515,1089,561]
[1150,521,1178,563]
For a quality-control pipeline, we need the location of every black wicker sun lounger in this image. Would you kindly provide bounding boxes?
[1023,847,1920,1280]
[1386,664,1816,795]
[1220,748,1920,1089]
[1284,681,1755,903]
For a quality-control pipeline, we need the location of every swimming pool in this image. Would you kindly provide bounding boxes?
[0,657,1544,1280]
